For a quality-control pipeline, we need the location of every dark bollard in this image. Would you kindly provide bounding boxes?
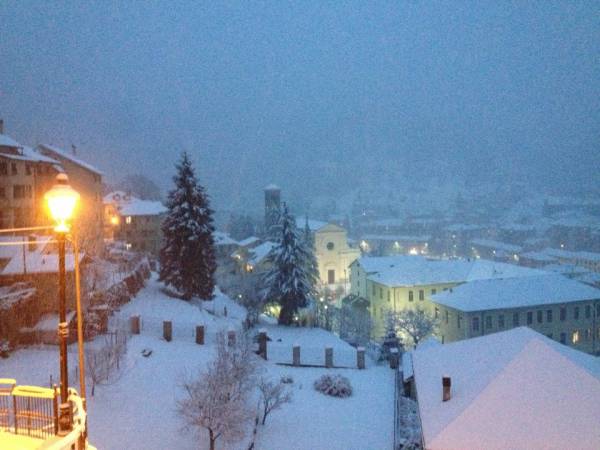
[130,315,140,335]
[163,321,172,342]
[196,325,205,345]
[258,329,268,360]
[325,347,333,368]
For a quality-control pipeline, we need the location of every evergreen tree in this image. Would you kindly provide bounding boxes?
[302,216,320,295]
[159,153,216,300]
[262,204,314,325]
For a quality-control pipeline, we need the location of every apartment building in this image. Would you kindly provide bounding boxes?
[349,255,542,338]
[432,274,600,354]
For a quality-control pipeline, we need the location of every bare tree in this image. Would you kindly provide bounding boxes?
[177,331,259,450]
[85,328,128,395]
[258,377,292,425]
[388,309,438,347]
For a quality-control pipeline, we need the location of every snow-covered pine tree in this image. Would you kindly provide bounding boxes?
[302,216,320,297]
[262,204,314,325]
[159,153,216,300]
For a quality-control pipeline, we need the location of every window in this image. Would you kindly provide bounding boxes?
[13,185,26,199]
[25,164,31,175]
[560,333,566,345]
[418,290,424,301]
[457,315,462,329]
[485,316,492,329]
[445,310,449,324]
[11,163,17,175]
[537,310,543,324]
[431,288,437,295]
[472,317,480,332]
[574,307,580,320]
[560,307,566,321]
[387,290,390,302]
[585,305,591,319]
[0,162,7,175]
[379,287,383,299]
[586,328,592,341]
[0,187,5,198]
[372,284,376,296]
[408,291,414,302]
[527,311,533,325]
[498,314,505,329]
[125,216,132,224]
[547,310,553,323]
[512,312,519,326]
[434,308,439,319]
[547,333,553,339]
[327,269,335,284]
[572,330,580,344]
[326,242,334,251]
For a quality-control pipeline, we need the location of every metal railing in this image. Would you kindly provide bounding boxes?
[0,378,91,449]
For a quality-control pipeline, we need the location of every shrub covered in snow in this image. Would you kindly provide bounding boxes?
[313,374,352,398]
[280,375,294,384]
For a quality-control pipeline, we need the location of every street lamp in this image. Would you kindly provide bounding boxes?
[45,173,80,436]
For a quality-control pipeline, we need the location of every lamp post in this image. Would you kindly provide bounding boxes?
[45,173,80,436]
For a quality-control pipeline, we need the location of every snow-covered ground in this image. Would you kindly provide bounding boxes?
[1,274,394,450]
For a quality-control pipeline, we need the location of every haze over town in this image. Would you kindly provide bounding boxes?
[1,2,600,450]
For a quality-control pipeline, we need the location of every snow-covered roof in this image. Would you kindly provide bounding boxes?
[37,143,103,175]
[544,248,600,263]
[213,231,238,246]
[264,183,280,191]
[0,236,85,276]
[248,241,276,266]
[519,251,557,263]
[296,218,328,232]
[119,199,166,216]
[21,146,60,164]
[103,190,131,205]
[361,234,430,242]
[470,238,522,253]
[360,256,543,287]
[411,327,600,449]
[431,274,600,312]
[0,133,22,148]
[238,236,260,247]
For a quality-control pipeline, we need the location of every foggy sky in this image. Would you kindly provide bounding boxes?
[1,1,599,212]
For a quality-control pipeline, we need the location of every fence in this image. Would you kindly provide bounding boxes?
[0,378,89,449]
[0,379,57,439]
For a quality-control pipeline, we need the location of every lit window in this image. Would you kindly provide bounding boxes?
[126,216,132,224]
[125,243,132,250]
[572,330,580,344]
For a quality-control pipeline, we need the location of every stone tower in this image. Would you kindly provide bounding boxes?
[264,184,281,238]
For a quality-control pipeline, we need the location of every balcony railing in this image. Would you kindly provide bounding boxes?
[0,378,94,450]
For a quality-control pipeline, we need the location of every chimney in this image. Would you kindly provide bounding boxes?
[0,119,4,134]
[71,144,77,156]
[442,376,451,402]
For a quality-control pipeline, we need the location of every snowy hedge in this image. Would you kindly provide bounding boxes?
[314,374,352,398]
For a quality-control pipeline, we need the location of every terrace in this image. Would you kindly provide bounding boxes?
[0,379,94,450]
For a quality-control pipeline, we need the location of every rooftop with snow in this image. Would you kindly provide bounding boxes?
[405,327,600,449]
[431,273,600,312]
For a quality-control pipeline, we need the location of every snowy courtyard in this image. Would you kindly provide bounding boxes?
[1,274,394,450]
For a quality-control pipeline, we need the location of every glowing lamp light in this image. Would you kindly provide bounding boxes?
[110,215,120,226]
[45,174,80,233]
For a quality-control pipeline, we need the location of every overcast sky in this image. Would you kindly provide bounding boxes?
[1,1,599,211]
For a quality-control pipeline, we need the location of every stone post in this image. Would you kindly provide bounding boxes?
[130,315,140,335]
[325,346,333,368]
[224,306,228,317]
[163,321,172,342]
[196,325,205,345]
[258,329,268,360]
[390,348,399,369]
[292,344,300,366]
[357,346,365,370]
[227,329,236,347]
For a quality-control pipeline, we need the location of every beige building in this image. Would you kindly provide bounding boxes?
[432,273,600,354]
[104,191,166,256]
[313,223,360,295]
[349,255,543,338]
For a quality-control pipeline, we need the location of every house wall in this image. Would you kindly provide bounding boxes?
[435,300,600,354]
[314,225,360,300]
[0,153,35,228]
[116,214,164,256]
